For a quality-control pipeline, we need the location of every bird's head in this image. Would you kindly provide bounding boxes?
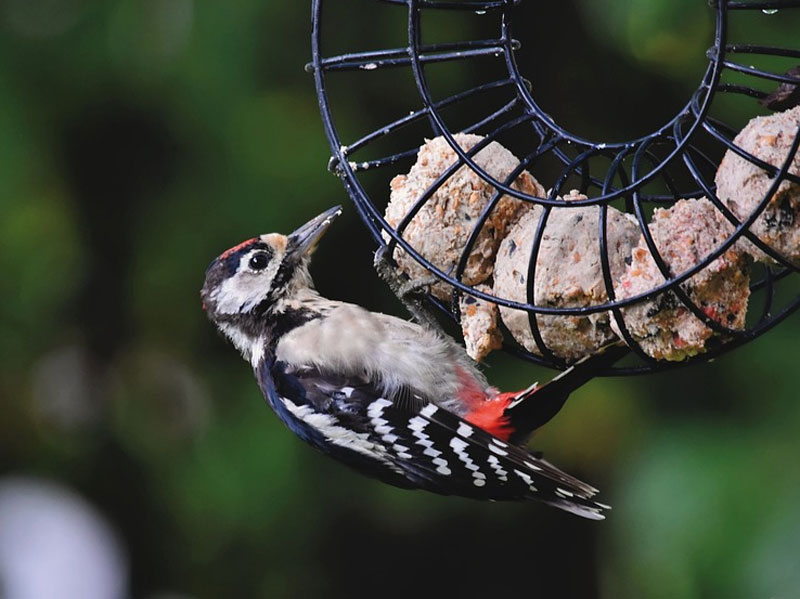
[201,206,341,335]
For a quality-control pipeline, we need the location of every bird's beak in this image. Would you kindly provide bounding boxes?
[288,205,343,257]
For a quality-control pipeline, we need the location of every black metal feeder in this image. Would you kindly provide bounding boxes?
[307,0,800,376]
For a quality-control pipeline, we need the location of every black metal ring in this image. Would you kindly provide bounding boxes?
[310,0,800,375]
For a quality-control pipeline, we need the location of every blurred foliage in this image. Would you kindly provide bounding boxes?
[1,1,800,598]
[577,0,713,79]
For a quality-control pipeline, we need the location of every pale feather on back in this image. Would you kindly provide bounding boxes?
[275,302,487,415]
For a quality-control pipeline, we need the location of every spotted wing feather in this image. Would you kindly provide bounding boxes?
[262,360,609,519]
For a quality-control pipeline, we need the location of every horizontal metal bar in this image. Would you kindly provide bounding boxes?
[341,78,515,158]
[726,44,800,59]
[726,1,800,9]
[308,39,518,72]
[381,0,519,9]
[715,83,768,99]
[721,60,800,85]
[341,98,518,172]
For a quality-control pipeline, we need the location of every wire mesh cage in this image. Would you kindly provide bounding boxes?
[308,0,800,375]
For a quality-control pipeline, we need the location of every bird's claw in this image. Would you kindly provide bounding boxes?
[373,244,445,332]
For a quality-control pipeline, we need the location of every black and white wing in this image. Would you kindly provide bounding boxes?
[258,359,609,520]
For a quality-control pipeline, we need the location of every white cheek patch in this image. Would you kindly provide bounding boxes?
[214,251,282,314]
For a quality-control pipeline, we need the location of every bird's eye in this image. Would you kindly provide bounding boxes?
[249,252,270,271]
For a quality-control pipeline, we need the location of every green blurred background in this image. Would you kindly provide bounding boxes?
[1,1,800,597]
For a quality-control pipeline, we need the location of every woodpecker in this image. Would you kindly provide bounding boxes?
[201,206,625,519]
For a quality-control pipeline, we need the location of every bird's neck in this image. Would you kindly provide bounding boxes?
[218,320,267,368]
[221,286,330,369]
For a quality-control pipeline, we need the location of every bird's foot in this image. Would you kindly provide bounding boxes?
[373,245,445,332]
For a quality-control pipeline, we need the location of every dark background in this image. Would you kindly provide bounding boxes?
[1,1,799,597]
